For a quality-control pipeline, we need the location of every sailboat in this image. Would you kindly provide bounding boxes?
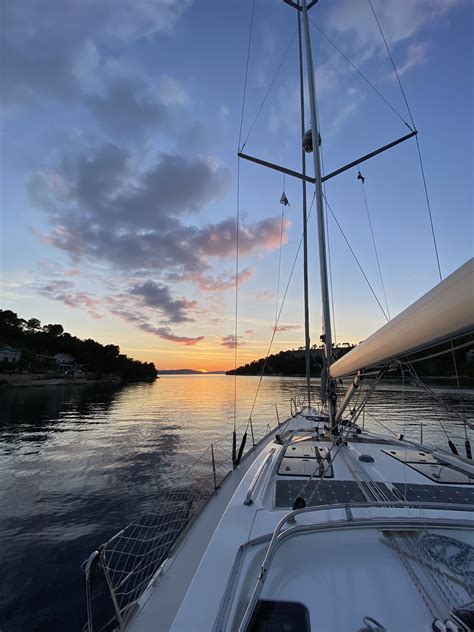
[83,1,474,630]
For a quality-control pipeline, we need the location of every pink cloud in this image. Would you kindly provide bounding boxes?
[191,267,253,292]
[275,324,301,333]
[36,279,102,319]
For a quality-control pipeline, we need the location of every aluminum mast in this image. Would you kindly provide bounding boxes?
[297,6,312,409]
[300,0,337,426]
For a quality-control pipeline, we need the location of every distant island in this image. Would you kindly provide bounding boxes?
[227,347,354,376]
[227,342,474,383]
[0,309,157,386]
[158,369,225,375]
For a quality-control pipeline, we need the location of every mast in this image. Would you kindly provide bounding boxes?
[297,6,312,409]
[300,0,337,426]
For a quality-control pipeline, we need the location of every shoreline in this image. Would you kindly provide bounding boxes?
[0,376,156,389]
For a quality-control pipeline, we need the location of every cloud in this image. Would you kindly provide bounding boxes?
[36,279,103,319]
[190,267,253,292]
[29,144,287,279]
[105,293,204,345]
[159,75,189,106]
[325,0,461,66]
[139,323,204,346]
[393,42,429,77]
[245,329,255,336]
[256,289,276,302]
[329,87,366,134]
[129,281,196,323]
[275,324,301,333]
[1,1,194,142]
[193,217,290,259]
[37,259,82,278]
[220,335,245,349]
[84,76,170,138]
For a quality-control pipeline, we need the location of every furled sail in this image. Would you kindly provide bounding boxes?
[330,258,474,379]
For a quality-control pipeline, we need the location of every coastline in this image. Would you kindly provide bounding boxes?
[0,376,156,389]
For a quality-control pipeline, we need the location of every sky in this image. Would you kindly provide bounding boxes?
[1,0,472,371]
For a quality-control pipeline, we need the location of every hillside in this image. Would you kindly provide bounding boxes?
[227,339,474,382]
[0,309,157,382]
[227,347,354,377]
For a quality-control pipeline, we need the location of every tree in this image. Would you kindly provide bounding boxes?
[43,323,64,337]
[26,318,41,331]
[104,344,120,358]
[0,309,22,331]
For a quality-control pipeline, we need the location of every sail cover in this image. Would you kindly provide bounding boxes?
[330,258,474,379]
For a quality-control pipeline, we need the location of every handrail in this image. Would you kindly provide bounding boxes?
[237,501,474,631]
[244,448,276,506]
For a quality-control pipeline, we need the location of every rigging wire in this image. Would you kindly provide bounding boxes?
[323,193,390,322]
[366,0,471,456]
[367,0,442,283]
[325,199,337,345]
[358,171,391,319]
[316,110,337,347]
[449,340,470,455]
[308,18,413,131]
[399,338,473,366]
[247,192,317,424]
[274,176,287,326]
[240,28,298,151]
[404,360,459,450]
[234,0,256,439]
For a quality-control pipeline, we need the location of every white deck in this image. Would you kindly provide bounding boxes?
[127,413,474,632]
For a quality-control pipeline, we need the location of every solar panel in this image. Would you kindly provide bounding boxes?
[393,483,474,506]
[275,480,368,508]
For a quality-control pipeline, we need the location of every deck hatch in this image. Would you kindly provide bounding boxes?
[278,456,333,477]
[382,448,438,463]
[247,600,310,632]
[406,463,474,485]
[382,448,474,484]
[284,443,327,459]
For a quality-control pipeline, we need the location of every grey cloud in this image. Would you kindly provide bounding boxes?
[1,0,192,135]
[139,323,204,346]
[30,146,230,228]
[83,76,170,138]
[220,335,245,349]
[104,293,203,345]
[30,143,286,278]
[36,279,103,319]
[130,281,196,323]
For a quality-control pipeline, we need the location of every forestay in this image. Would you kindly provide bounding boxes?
[330,258,474,379]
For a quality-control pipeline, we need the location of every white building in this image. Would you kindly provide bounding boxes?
[54,353,75,366]
[0,345,22,363]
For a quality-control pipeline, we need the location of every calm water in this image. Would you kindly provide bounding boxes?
[0,375,473,631]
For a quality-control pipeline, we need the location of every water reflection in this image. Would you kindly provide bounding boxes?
[0,376,472,631]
